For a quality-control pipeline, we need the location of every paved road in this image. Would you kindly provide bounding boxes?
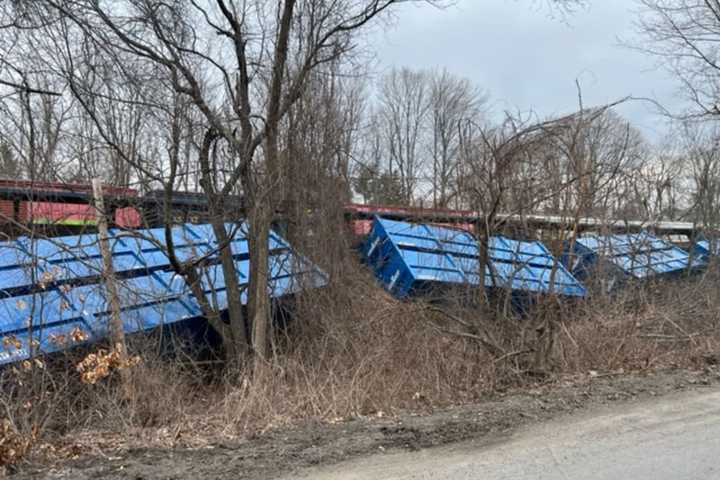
[284,388,720,479]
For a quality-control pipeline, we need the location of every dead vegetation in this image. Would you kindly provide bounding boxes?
[1,260,718,472]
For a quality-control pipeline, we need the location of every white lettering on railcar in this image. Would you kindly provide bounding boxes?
[0,348,26,361]
[388,269,401,291]
[367,237,380,257]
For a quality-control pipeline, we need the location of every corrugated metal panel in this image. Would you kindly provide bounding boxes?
[566,232,704,282]
[487,236,587,297]
[362,216,585,298]
[0,223,327,365]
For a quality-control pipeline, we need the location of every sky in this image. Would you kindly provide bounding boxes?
[369,0,685,143]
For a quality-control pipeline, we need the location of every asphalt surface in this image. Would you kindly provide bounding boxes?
[284,388,720,479]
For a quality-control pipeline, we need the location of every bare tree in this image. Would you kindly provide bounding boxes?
[636,0,720,118]
[619,149,682,222]
[428,68,488,208]
[0,5,62,97]
[0,74,71,181]
[366,67,488,207]
[553,108,644,220]
[354,110,405,204]
[679,121,720,228]
[377,67,431,203]
[632,1,720,223]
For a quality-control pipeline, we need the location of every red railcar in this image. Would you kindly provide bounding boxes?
[0,179,141,228]
[0,179,482,236]
[344,202,476,237]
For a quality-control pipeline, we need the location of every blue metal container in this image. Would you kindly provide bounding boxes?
[564,232,704,289]
[486,235,586,297]
[0,223,327,365]
[692,238,719,264]
[362,216,585,299]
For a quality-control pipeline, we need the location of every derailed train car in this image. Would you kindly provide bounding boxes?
[362,216,586,303]
[562,232,705,292]
[0,223,327,365]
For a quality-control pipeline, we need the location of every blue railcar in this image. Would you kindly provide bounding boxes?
[0,223,326,365]
[362,216,585,299]
[692,238,719,265]
[563,232,704,291]
[486,235,586,297]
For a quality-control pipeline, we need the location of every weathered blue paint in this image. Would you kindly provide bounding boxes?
[564,232,704,287]
[362,216,586,299]
[0,223,327,365]
[692,238,719,265]
[486,235,586,297]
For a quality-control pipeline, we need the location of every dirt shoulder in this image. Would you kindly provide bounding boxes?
[16,368,720,480]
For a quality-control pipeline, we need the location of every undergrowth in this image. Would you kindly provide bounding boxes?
[2,262,719,471]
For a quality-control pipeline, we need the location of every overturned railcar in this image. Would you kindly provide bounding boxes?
[362,216,585,300]
[0,223,327,365]
[563,232,704,292]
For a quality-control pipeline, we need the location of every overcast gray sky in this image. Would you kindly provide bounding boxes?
[370,0,685,143]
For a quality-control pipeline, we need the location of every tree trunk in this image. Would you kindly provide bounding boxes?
[182,266,238,358]
[248,206,272,364]
[245,0,295,370]
[92,178,133,399]
[210,218,249,361]
[533,315,558,374]
[196,129,249,363]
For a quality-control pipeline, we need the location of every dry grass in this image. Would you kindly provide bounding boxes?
[2,262,720,467]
